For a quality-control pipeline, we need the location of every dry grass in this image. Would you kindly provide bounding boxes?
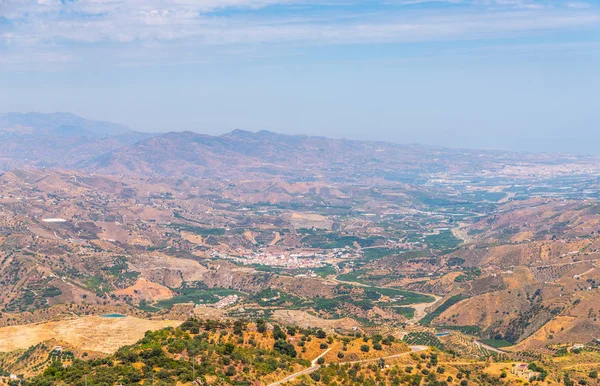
[0,316,182,354]
[272,310,359,331]
[114,278,174,302]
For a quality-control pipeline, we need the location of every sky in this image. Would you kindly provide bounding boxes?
[0,0,599,154]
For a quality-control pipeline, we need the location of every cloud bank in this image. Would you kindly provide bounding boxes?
[0,0,598,66]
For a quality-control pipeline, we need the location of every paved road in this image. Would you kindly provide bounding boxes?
[331,276,441,323]
[268,345,427,386]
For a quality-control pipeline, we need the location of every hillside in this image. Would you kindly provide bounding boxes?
[9,319,600,386]
[2,114,600,384]
[19,318,410,385]
[80,129,600,180]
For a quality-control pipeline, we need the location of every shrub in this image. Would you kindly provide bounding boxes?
[274,340,297,358]
[257,320,267,334]
[273,325,287,341]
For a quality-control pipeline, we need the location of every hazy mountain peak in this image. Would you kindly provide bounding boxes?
[223,129,260,139]
[0,112,133,137]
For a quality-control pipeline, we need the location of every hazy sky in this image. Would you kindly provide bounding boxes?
[1,0,599,153]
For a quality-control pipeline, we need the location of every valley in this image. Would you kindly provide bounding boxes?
[0,114,600,385]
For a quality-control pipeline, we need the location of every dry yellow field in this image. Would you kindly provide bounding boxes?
[272,309,359,331]
[0,316,182,354]
[114,278,174,302]
[288,212,333,229]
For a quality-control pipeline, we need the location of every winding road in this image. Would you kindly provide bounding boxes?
[330,275,441,323]
[268,345,428,386]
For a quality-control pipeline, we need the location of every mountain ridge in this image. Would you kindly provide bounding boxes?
[0,112,134,137]
[2,112,600,180]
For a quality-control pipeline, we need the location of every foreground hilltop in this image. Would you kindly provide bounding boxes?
[10,318,600,386]
[19,318,413,385]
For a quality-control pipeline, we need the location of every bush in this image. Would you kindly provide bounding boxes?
[273,325,287,341]
[564,375,575,386]
[257,320,267,334]
[360,345,370,353]
[225,366,235,377]
[273,340,297,358]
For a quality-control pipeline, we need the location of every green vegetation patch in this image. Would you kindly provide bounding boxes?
[393,307,415,319]
[360,247,398,261]
[424,230,462,250]
[156,287,243,309]
[437,325,481,335]
[166,223,226,236]
[403,332,444,350]
[84,275,114,295]
[299,231,384,249]
[371,286,435,305]
[249,289,310,309]
[480,339,513,348]
[420,294,466,326]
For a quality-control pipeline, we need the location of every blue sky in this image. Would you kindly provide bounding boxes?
[1,0,599,153]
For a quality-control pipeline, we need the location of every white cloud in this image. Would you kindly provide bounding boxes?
[0,0,599,66]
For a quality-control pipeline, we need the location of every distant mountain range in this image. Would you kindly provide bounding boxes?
[0,112,155,172]
[0,112,133,137]
[1,112,598,180]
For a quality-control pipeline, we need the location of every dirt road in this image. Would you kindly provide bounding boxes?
[410,295,442,323]
[268,345,428,385]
